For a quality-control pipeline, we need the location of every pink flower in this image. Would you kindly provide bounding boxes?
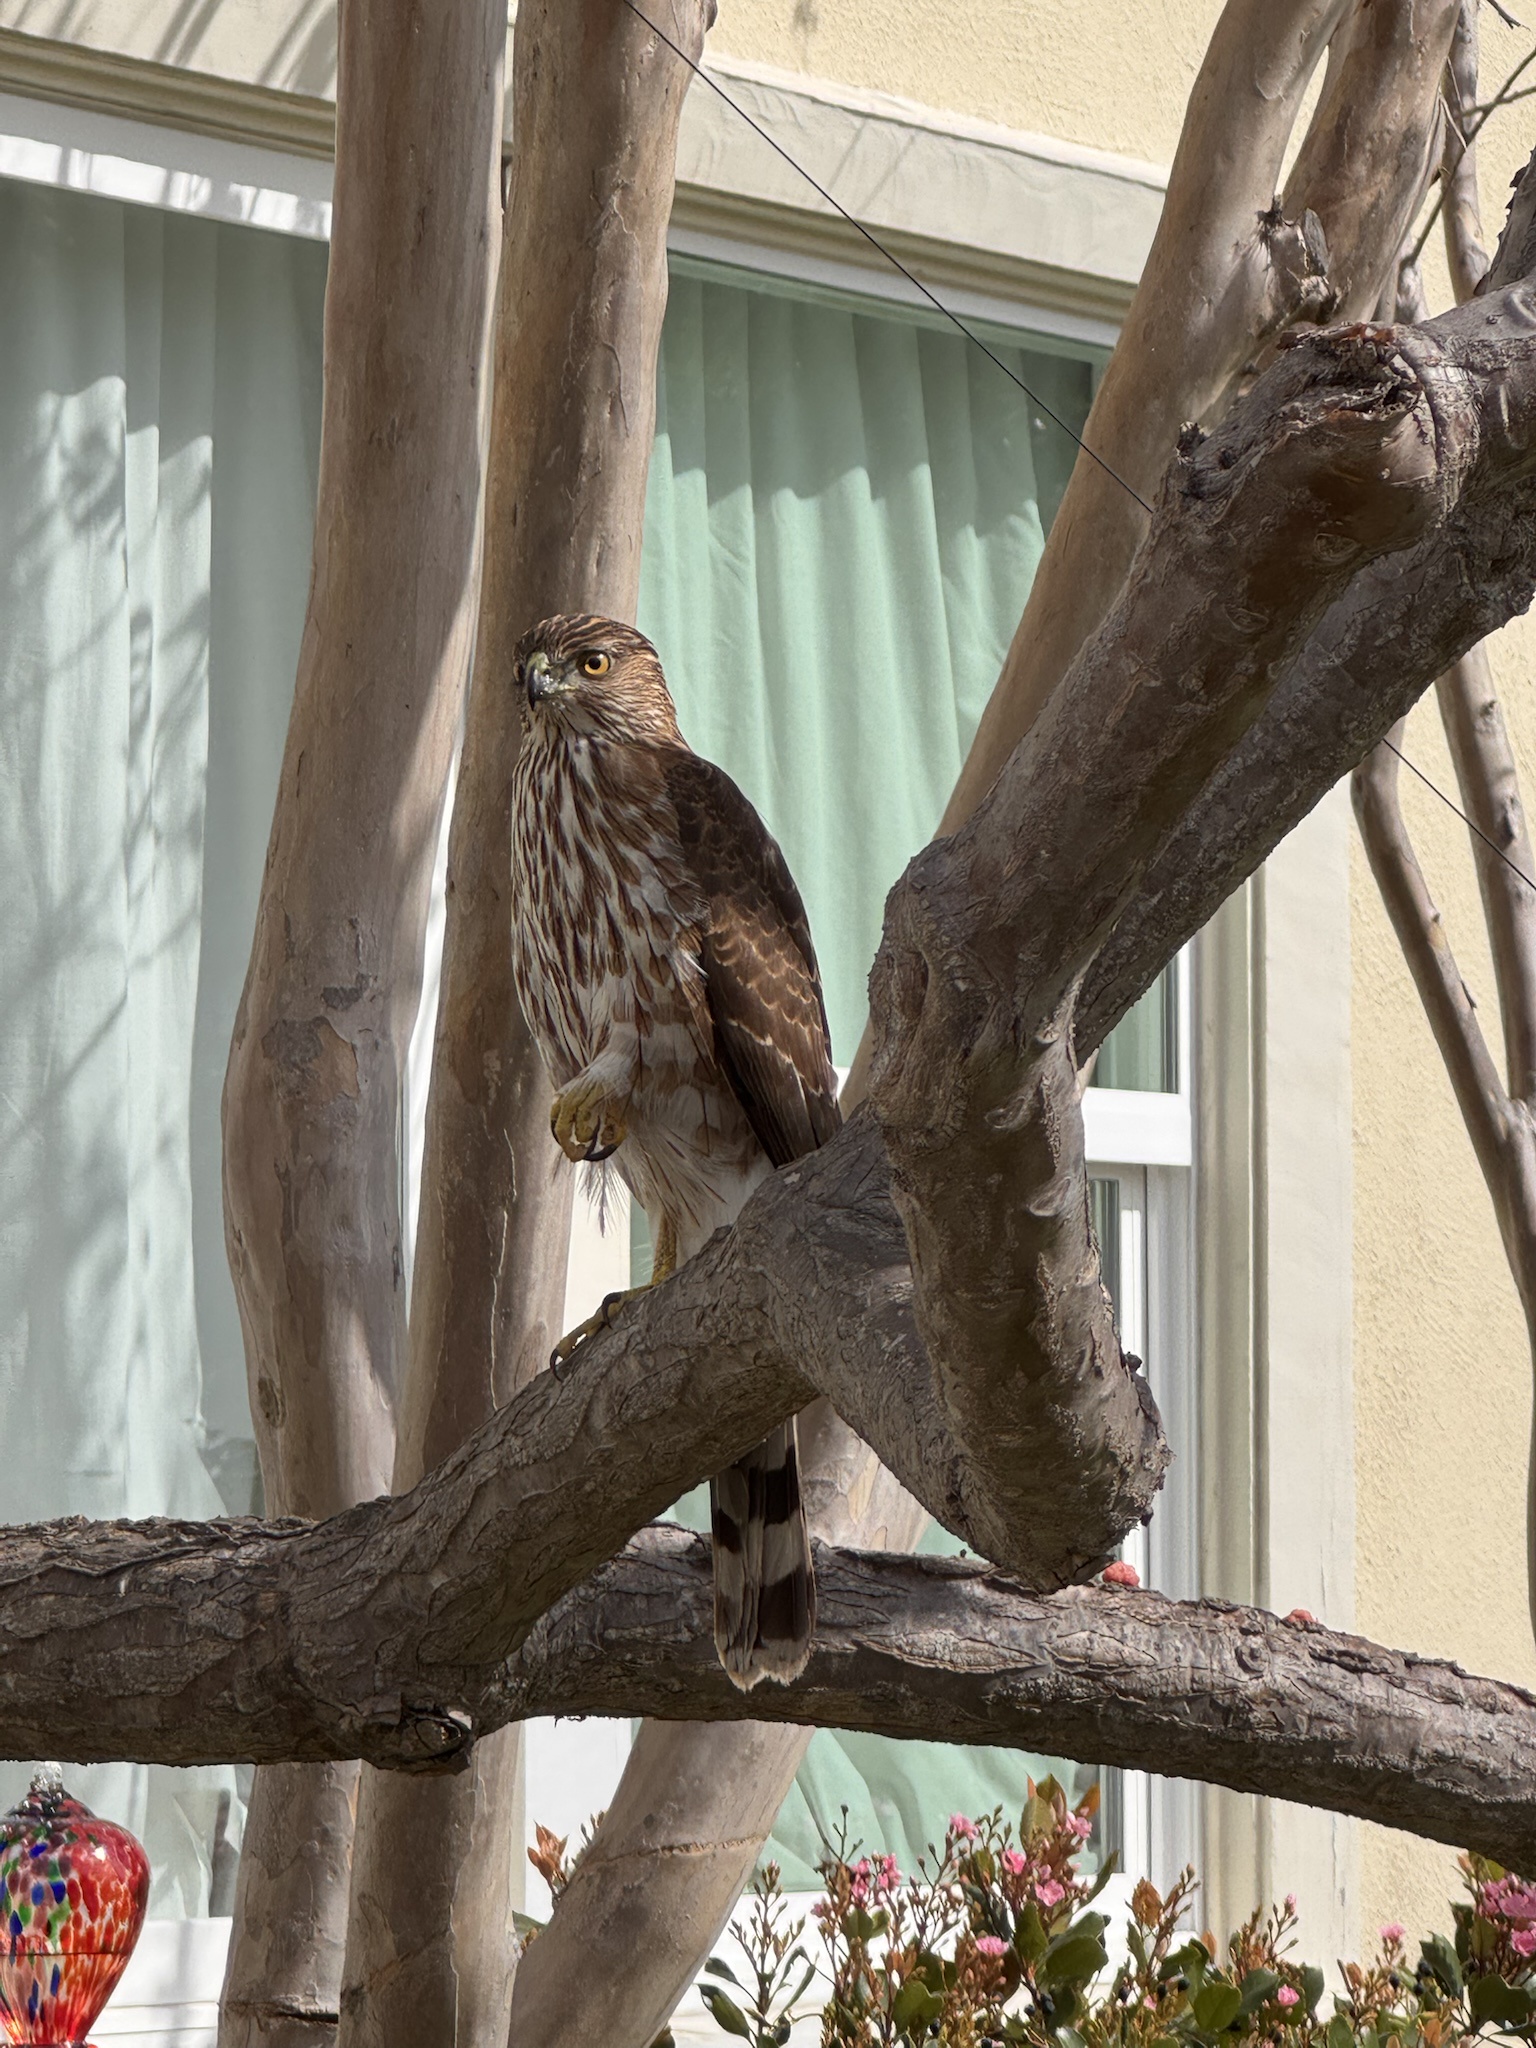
[975,1936,1009,1958]
[1284,1895,1297,1915]
[1102,1559,1140,1588]
[1515,1929,1536,1958]
[1002,1850,1029,1876]
[1277,1986,1300,2009]
[873,1854,901,1896]
[1068,1814,1095,1840]
[950,1815,979,1841]
[1036,1879,1066,1910]
[1502,1887,1536,1924]
[1379,1924,1406,1947]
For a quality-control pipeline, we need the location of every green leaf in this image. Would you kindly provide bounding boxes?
[1057,2028,1089,2048]
[891,1977,945,2037]
[1190,1981,1244,2032]
[1328,2012,1357,2048]
[1471,1975,1535,2030]
[1304,1967,1327,2014]
[1068,1913,1110,1944]
[1238,1969,1282,2015]
[1040,1933,1110,1989]
[1420,1935,1463,1998]
[1086,1853,1120,1905]
[703,1958,743,1987]
[783,1962,817,2011]
[699,1985,752,2039]
[512,1910,546,1941]
[1017,1901,1050,1965]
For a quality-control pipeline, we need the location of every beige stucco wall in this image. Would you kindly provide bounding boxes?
[9,0,1536,1960]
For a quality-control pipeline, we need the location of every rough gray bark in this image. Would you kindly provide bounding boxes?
[216,0,504,2039]
[1075,182,1536,1054]
[338,4,713,2044]
[5,1521,1536,1877]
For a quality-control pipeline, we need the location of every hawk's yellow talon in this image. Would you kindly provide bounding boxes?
[550,1080,628,1164]
[550,1284,650,1368]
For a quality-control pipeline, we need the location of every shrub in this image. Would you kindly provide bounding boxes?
[678,1777,1536,2048]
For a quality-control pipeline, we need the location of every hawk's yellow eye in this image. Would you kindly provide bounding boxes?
[581,651,611,678]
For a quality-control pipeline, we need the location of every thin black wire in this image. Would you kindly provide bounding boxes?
[1385,738,1536,895]
[619,0,1154,515]
[626,0,1536,893]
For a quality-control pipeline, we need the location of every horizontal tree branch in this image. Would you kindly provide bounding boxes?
[6,1519,1536,1877]
[507,1531,1536,1877]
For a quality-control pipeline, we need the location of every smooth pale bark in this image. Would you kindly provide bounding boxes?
[508,1406,926,2048]
[338,3,713,2044]
[217,0,504,2041]
[6,1520,1536,1877]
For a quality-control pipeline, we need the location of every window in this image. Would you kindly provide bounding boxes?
[0,68,1201,2033]
[0,162,326,2030]
[537,254,1200,1942]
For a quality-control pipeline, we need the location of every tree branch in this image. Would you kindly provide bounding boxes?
[1077,193,1536,1055]
[1442,1,1492,303]
[1434,645,1536,1106]
[339,2,713,2043]
[6,1520,1536,1879]
[1352,721,1509,1186]
[215,0,505,2035]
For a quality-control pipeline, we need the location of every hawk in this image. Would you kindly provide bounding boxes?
[508,612,840,1689]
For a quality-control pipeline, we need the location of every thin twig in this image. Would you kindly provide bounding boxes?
[1409,39,1536,268]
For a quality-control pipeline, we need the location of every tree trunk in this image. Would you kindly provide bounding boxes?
[507,1405,926,2048]
[337,1,713,2042]
[217,0,505,2037]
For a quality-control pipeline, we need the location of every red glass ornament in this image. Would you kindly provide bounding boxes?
[0,1766,149,2046]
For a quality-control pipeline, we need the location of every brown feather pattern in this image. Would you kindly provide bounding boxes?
[508,613,839,1688]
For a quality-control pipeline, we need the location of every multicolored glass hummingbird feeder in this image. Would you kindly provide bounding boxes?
[0,1766,149,2046]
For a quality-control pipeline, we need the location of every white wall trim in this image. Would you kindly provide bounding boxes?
[0,16,1166,329]
[0,86,331,234]
[1195,788,1357,1963]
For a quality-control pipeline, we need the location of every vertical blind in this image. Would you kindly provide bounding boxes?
[638,264,1106,1886]
[0,174,325,1913]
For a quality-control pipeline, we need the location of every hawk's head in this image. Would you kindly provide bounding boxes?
[513,614,682,744]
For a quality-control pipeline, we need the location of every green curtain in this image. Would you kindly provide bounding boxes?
[0,175,325,1914]
[641,262,1087,1060]
[638,263,1103,1887]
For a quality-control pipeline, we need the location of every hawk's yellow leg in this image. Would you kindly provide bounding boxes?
[550,1075,628,1164]
[551,1215,678,1368]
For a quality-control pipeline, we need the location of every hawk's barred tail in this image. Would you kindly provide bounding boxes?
[710,1418,815,1690]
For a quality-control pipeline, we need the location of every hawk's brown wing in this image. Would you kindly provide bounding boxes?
[665,751,840,1169]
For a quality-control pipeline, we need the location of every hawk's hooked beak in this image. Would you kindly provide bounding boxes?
[524,650,563,705]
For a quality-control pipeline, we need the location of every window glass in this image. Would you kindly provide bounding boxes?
[1092,960,1179,1093]
[0,172,325,1915]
